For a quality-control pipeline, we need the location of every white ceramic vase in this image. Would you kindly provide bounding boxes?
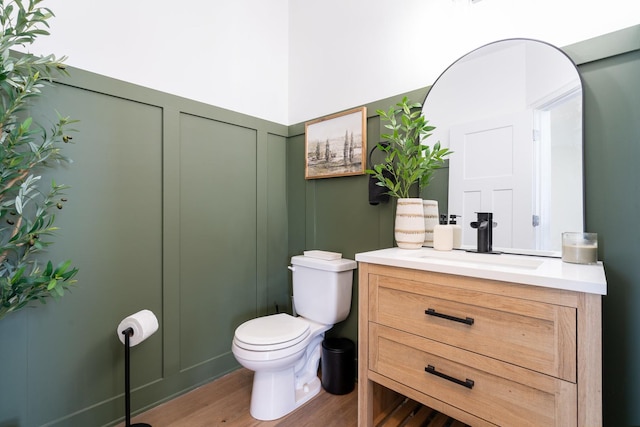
[395,198,426,249]
[422,200,439,246]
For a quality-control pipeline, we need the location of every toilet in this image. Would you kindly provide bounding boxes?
[231,252,357,420]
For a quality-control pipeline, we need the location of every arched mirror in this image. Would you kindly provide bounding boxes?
[422,38,584,256]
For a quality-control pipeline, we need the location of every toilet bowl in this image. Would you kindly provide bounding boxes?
[232,313,331,420]
[231,253,357,421]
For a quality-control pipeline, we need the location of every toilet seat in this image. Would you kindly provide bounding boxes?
[234,313,310,352]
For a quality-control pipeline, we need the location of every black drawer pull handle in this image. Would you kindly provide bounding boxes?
[425,308,474,325]
[425,365,475,389]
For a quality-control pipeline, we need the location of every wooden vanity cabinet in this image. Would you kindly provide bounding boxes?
[357,263,602,427]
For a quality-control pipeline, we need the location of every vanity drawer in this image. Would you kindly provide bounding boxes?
[369,324,577,427]
[369,273,577,381]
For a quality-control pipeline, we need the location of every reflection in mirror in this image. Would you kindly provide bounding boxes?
[422,39,584,256]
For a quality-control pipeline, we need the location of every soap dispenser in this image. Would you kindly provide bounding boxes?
[433,214,453,251]
[449,214,462,249]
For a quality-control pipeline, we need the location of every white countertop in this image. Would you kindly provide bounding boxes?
[355,247,607,295]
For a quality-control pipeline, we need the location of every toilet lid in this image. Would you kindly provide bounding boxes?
[234,313,310,349]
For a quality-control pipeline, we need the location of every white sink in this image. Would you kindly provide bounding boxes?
[405,249,544,270]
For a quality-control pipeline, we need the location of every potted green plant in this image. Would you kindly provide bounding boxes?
[367,96,451,248]
[0,0,78,320]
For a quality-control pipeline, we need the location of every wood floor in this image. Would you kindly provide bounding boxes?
[120,368,467,427]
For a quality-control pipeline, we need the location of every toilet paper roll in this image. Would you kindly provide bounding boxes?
[117,309,159,347]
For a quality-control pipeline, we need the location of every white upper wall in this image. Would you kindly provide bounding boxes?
[25,0,290,124]
[22,0,640,125]
[289,0,640,124]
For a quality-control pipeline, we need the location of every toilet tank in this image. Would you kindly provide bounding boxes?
[290,255,357,325]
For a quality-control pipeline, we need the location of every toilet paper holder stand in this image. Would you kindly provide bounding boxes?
[122,327,152,427]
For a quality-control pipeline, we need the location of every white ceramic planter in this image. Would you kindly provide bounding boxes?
[394,198,426,249]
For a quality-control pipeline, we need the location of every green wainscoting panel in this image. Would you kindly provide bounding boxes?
[0,309,27,426]
[26,84,164,426]
[312,174,380,340]
[266,133,290,315]
[177,113,258,370]
[287,133,308,259]
[0,63,288,426]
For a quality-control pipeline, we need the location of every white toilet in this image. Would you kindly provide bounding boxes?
[231,253,357,421]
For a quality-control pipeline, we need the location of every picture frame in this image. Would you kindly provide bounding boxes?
[305,106,367,179]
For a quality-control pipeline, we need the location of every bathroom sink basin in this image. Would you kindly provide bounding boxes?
[406,249,544,270]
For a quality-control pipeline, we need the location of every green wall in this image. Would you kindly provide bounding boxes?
[0,66,289,426]
[1,25,639,427]
[576,28,640,426]
[288,26,640,426]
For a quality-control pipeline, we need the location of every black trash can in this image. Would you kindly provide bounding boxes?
[321,337,355,395]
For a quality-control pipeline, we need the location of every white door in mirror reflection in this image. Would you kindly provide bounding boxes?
[533,89,584,252]
[449,111,534,250]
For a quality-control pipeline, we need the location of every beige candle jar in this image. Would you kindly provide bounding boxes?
[562,232,598,264]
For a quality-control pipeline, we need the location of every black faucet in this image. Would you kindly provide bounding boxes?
[470,212,498,253]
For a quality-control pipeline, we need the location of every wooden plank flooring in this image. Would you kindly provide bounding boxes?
[120,368,468,427]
